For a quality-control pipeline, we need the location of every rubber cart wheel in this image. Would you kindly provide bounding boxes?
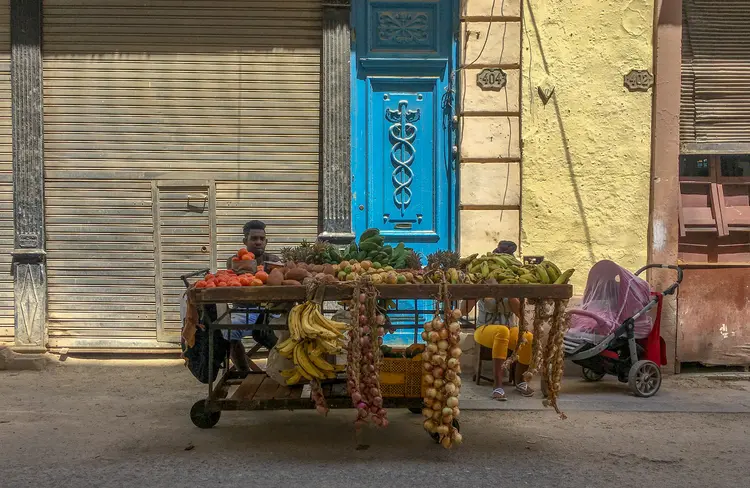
[190,400,221,429]
[582,367,606,382]
[628,360,662,398]
[429,418,460,444]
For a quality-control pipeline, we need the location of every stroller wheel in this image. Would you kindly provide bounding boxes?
[581,367,606,382]
[628,360,662,398]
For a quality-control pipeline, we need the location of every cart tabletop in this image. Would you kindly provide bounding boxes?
[188,283,573,304]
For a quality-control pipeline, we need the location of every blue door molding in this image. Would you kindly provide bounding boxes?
[351,0,458,258]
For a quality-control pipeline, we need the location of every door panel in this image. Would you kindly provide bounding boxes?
[352,0,456,257]
[154,182,216,343]
[352,1,457,342]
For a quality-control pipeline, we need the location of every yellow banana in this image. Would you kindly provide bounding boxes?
[295,342,325,379]
[286,371,303,385]
[296,365,313,381]
[481,262,490,278]
[309,351,335,372]
[281,368,296,378]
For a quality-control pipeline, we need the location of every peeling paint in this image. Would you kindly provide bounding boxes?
[652,219,666,253]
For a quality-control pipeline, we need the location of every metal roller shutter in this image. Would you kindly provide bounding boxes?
[0,0,13,344]
[43,0,321,350]
[681,0,750,148]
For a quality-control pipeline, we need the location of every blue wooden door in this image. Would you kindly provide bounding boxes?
[351,0,457,257]
[351,1,457,345]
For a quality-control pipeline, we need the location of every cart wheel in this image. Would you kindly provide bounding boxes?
[409,407,423,414]
[429,418,460,443]
[190,400,221,429]
[628,360,661,398]
[582,367,606,382]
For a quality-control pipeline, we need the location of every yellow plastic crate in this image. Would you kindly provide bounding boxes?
[379,353,425,398]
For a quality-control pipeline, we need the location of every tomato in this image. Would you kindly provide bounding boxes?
[231,256,240,263]
[217,281,228,287]
[246,252,255,260]
[238,247,248,257]
[204,273,215,281]
[241,253,254,261]
[250,279,263,287]
[239,276,252,286]
[205,281,216,288]
[195,280,208,289]
[255,269,268,284]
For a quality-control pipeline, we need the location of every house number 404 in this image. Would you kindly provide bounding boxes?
[476,68,507,91]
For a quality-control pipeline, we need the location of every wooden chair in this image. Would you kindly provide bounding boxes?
[474,344,494,385]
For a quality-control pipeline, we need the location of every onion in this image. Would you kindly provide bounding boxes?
[423,351,432,361]
[446,396,459,408]
[361,336,371,347]
[444,383,457,396]
[436,424,450,436]
[359,293,367,303]
[316,406,328,415]
[421,331,429,341]
[431,401,442,411]
[442,407,453,416]
[359,315,368,325]
[378,337,384,346]
[439,328,450,340]
[452,432,463,445]
[359,304,366,314]
[449,334,460,345]
[454,376,462,387]
[424,321,434,332]
[375,314,386,325]
[452,407,460,417]
[433,379,444,389]
[432,410,442,422]
[377,327,385,337]
[362,326,371,335]
[357,408,367,420]
[438,340,449,351]
[381,418,389,428]
[424,374,435,385]
[432,355,446,366]
[352,392,362,403]
[370,405,379,414]
[373,396,383,407]
[441,436,452,449]
[423,419,436,432]
[445,370,457,381]
[428,331,440,342]
[427,343,439,354]
[378,408,387,417]
[425,387,437,398]
[451,309,462,320]
[432,367,444,378]
[423,397,434,408]
[373,416,383,426]
[435,391,444,402]
[423,362,433,372]
[433,319,444,331]
[447,358,459,369]
[370,387,379,397]
[442,414,453,424]
[450,347,462,358]
[449,322,461,333]
[422,408,434,418]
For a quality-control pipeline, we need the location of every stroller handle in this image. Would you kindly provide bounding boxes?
[180,268,211,289]
[635,264,683,296]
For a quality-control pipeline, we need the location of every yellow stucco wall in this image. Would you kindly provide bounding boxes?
[521,0,654,292]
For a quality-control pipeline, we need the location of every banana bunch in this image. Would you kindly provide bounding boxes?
[276,301,349,385]
[464,253,575,285]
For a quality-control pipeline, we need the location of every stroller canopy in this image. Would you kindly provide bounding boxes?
[568,260,653,340]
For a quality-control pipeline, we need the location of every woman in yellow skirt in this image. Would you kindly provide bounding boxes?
[461,241,534,401]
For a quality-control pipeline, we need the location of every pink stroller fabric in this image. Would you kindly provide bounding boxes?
[567,260,653,341]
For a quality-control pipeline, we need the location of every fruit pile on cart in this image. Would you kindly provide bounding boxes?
[181,229,574,449]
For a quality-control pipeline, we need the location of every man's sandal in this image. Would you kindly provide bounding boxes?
[515,382,534,397]
[492,387,507,401]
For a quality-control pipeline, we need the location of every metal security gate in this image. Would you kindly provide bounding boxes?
[43,0,322,350]
[0,1,13,344]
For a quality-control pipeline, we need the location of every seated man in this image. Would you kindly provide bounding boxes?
[460,240,534,401]
[224,220,282,372]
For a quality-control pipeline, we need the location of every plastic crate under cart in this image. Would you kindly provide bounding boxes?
[379,351,426,398]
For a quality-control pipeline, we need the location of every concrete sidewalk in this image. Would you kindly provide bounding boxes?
[460,373,750,413]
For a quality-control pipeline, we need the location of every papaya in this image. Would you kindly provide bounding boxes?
[281,279,302,286]
[285,267,310,282]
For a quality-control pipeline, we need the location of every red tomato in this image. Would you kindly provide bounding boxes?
[205,282,216,288]
[195,280,208,289]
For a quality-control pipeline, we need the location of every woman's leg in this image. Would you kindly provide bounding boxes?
[474,325,511,400]
[514,331,535,396]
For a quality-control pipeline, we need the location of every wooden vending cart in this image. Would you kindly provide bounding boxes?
[185,283,572,434]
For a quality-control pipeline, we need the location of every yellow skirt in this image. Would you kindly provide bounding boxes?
[474,324,533,365]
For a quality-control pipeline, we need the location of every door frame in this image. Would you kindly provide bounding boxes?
[350,0,460,252]
[152,179,217,343]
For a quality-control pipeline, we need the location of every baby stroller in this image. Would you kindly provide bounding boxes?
[548,261,682,398]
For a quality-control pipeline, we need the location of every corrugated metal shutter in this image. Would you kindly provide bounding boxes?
[43,0,321,350]
[681,0,750,146]
[0,0,13,344]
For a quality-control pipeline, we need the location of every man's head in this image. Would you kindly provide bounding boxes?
[243,220,267,257]
[493,240,517,255]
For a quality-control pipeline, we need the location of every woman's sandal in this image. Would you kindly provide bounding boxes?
[515,382,535,397]
[492,387,507,401]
